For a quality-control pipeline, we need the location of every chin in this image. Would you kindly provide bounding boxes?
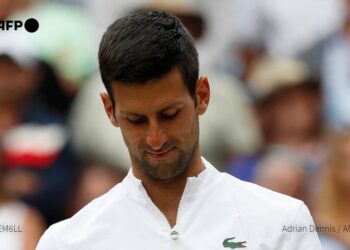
[142,160,189,182]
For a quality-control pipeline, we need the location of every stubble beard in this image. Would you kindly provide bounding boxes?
[138,142,197,182]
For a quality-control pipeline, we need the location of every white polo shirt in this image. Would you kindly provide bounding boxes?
[36,158,322,249]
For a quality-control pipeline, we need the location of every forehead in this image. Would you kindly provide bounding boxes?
[111,67,193,113]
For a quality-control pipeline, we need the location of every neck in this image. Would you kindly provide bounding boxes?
[132,150,204,227]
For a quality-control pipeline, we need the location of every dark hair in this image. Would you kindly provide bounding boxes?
[98,10,199,106]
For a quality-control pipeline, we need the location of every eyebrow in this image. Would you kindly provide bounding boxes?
[120,102,183,117]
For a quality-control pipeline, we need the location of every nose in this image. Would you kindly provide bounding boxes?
[146,121,167,151]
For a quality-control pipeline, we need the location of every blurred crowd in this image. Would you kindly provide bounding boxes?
[1,0,350,249]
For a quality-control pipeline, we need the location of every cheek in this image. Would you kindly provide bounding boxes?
[173,113,199,144]
[189,118,199,140]
[119,124,144,152]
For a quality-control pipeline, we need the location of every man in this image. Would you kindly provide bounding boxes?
[36,10,322,249]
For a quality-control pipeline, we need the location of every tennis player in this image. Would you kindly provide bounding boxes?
[36,10,322,249]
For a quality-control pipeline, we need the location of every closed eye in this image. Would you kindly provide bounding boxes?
[160,110,179,120]
[127,116,147,125]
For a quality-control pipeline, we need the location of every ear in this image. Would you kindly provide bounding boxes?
[195,76,210,115]
[100,92,119,127]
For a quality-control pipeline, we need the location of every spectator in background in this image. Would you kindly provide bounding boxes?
[313,131,350,248]
[226,58,325,182]
[7,0,96,92]
[0,146,45,250]
[0,0,14,20]
[0,34,76,226]
[254,145,307,201]
[223,0,343,82]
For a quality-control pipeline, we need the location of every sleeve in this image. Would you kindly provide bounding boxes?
[287,203,323,250]
[36,228,57,250]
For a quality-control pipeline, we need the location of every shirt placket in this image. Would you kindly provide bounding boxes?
[138,181,191,250]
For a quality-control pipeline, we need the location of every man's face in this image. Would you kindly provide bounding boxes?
[0,57,38,103]
[101,67,209,182]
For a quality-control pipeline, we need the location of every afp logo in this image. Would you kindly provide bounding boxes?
[0,18,39,33]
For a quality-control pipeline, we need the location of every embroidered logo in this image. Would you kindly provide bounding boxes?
[222,237,247,249]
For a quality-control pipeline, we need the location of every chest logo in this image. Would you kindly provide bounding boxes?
[223,237,247,249]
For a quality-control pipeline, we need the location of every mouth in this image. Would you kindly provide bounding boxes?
[146,147,174,159]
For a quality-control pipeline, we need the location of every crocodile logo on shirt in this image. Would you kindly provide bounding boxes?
[222,237,247,249]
